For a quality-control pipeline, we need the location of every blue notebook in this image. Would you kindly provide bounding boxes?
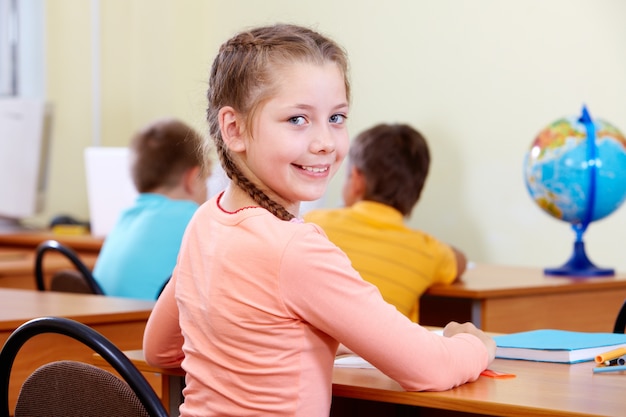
[494,329,626,364]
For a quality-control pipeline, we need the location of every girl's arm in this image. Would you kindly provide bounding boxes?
[281,226,494,392]
[143,272,185,368]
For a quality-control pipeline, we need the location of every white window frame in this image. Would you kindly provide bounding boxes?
[0,0,44,98]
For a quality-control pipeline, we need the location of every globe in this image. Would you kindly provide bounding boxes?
[523,106,626,276]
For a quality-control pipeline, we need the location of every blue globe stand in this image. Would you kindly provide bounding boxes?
[544,106,615,277]
[544,225,614,277]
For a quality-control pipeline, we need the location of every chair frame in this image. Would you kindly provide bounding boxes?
[0,316,168,417]
[34,239,104,295]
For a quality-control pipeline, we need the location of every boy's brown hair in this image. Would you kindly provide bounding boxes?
[130,118,207,193]
[348,123,430,216]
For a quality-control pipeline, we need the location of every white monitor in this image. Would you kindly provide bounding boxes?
[0,97,51,231]
[84,147,137,237]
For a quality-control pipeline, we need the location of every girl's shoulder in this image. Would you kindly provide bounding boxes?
[196,198,327,238]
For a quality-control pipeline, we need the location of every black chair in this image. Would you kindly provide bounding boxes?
[34,239,104,295]
[613,299,626,333]
[157,275,172,299]
[0,316,168,417]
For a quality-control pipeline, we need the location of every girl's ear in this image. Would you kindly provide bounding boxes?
[219,106,246,153]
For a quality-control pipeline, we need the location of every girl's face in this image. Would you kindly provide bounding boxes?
[242,62,349,213]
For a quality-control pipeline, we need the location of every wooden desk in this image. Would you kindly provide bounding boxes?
[331,358,626,417]
[0,231,102,290]
[0,231,104,253]
[420,263,626,333]
[106,350,626,417]
[0,288,154,412]
[0,247,98,290]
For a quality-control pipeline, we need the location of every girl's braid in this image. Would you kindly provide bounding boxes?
[215,134,294,221]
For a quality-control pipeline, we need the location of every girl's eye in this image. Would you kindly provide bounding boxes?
[329,114,347,124]
[288,116,306,126]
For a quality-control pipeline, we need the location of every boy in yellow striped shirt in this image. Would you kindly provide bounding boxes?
[304,123,467,322]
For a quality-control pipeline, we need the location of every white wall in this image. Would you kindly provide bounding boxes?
[201,0,626,271]
[43,0,626,272]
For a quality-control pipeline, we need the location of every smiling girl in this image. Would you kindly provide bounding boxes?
[143,23,495,417]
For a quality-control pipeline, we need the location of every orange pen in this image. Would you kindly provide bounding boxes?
[595,347,626,364]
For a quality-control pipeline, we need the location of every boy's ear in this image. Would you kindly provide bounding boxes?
[219,106,246,153]
[182,166,201,194]
[350,166,366,198]
[343,166,366,206]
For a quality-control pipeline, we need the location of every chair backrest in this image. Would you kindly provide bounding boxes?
[0,316,169,417]
[613,299,626,333]
[34,239,104,295]
[15,361,151,417]
[49,269,98,293]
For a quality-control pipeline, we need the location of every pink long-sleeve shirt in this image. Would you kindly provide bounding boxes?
[143,194,489,417]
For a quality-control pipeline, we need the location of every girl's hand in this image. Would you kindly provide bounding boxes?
[443,321,496,363]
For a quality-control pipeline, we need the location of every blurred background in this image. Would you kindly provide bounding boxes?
[5,0,626,271]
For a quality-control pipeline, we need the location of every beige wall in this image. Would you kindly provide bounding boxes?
[40,0,626,271]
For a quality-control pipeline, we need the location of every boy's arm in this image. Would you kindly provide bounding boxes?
[451,246,467,282]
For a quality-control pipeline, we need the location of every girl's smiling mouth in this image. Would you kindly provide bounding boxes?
[295,164,329,173]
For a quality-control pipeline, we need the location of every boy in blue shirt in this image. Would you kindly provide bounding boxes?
[93,118,210,300]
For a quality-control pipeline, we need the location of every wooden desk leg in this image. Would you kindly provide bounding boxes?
[162,374,185,417]
[470,299,483,329]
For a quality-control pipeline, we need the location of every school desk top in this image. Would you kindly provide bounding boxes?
[420,263,626,333]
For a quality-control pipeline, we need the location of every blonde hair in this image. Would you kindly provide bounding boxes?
[206,23,350,220]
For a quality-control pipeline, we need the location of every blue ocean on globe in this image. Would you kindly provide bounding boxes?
[524,115,626,225]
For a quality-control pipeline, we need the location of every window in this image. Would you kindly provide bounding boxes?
[0,0,44,98]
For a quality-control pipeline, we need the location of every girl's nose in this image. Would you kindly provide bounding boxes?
[311,126,336,154]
